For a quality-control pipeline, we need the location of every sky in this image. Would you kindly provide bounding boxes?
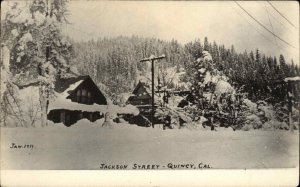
[63,1,297,64]
[64,0,299,63]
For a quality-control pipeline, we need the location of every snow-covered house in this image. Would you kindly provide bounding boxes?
[125,81,153,126]
[127,80,193,108]
[126,79,194,126]
[47,75,107,126]
[127,81,152,106]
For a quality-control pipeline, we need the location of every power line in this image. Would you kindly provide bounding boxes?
[255,1,293,32]
[235,1,296,49]
[266,6,293,32]
[264,2,279,49]
[267,1,298,30]
[230,3,282,50]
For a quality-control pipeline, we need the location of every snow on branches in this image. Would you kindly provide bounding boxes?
[1,0,73,127]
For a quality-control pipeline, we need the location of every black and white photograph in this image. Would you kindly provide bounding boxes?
[0,0,299,185]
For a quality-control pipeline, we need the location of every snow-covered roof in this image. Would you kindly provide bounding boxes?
[48,76,88,112]
[132,81,151,95]
[50,75,102,106]
[54,75,89,93]
[284,76,300,82]
[49,75,139,116]
[16,81,40,89]
[48,97,139,116]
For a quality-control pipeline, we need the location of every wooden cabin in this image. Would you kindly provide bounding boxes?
[47,75,107,126]
[126,81,152,126]
[126,81,192,106]
[127,81,152,106]
[126,80,194,126]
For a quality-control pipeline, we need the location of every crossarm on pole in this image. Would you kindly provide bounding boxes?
[140,55,166,62]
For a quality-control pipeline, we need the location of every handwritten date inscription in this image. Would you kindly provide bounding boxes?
[10,143,34,150]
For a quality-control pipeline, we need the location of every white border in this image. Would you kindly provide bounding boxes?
[1,168,299,186]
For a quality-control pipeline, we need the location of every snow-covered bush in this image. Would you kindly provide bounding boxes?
[242,99,258,114]
[244,114,262,129]
[262,119,279,130]
[0,82,42,127]
[262,121,273,130]
[202,51,213,62]
[241,123,253,131]
[188,50,251,130]
[185,50,294,131]
[279,122,289,130]
[237,98,288,130]
[293,122,299,130]
[274,103,288,123]
[292,107,299,122]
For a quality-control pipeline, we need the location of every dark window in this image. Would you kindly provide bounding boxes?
[81,89,87,104]
[76,90,81,102]
[75,89,94,105]
[87,92,92,104]
[78,112,83,120]
[89,113,93,121]
[60,111,65,123]
[66,113,70,125]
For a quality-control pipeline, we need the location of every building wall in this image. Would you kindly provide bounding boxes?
[48,109,104,126]
[48,77,107,126]
[68,78,107,105]
[128,85,151,105]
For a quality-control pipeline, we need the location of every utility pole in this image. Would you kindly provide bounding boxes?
[287,81,294,132]
[284,78,300,132]
[140,54,165,128]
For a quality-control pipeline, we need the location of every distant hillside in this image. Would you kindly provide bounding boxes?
[72,36,300,104]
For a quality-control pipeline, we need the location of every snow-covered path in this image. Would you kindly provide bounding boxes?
[1,123,298,169]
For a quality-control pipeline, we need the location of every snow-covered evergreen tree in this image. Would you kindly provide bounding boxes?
[1,0,73,127]
[187,50,246,130]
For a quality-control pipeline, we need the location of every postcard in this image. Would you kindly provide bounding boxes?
[1,1,299,186]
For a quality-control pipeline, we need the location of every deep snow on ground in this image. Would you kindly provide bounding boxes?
[1,122,299,170]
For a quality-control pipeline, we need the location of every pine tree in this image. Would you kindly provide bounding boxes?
[203,37,209,51]
[1,0,73,127]
[255,49,261,64]
[290,59,295,77]
[184,39,203,59]
[219,45,226,62]
[211,41,219,62]
[250,51,255,62]
[279,54,288,79]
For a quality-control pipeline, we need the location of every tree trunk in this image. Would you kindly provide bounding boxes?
[39,85,48,127]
